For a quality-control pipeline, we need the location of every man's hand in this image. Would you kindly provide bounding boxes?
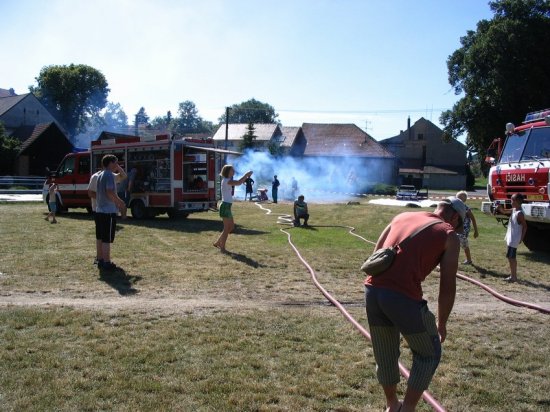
[473,230,479,239]
[437,322,447,343]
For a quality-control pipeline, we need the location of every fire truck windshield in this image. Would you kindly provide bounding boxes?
[500,130,528,162]
[500,127,550,163]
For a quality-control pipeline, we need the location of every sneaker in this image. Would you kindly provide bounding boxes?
[504,276,517,283]
[93,258,98,265]
[462,260,472,265]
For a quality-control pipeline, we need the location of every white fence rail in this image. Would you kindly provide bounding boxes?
[0,176,45,191]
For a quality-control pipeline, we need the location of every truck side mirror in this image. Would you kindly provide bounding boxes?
[484,156,496,165]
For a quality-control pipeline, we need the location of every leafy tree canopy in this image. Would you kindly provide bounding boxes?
[165,101,214,135]
[219,98,279,124]
[135,107,150,126]
[440,0,550,156]
[30,64,109,138]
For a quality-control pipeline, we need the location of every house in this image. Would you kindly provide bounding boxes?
[212,123,282,151]
[380,117,467,190]
[289,123,397,188]
[279,126,304,156]
[10,123,73,175]
[0,92,72,175]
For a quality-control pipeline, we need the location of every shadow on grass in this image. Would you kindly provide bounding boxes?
[521,250,550,264]
[98,268,142,296]
[222,251,268,268]
[60,211,269,235]
[471,263,550,292]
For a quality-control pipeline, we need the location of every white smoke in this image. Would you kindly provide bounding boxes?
[228,149,392,202]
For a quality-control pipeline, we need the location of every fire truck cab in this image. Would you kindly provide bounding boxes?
[481,109,550,252]
[44,134,236,219]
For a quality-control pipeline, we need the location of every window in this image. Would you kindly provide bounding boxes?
[57,156,75,176]
[183,151,207,192]
[521,127,550,161]
[500,130,529,162]
[78,156,90,175]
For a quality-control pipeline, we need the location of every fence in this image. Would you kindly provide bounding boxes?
[0,176,45,192]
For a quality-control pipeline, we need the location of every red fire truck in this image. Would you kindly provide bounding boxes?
[482,109,550,252]
[43,134,237,219]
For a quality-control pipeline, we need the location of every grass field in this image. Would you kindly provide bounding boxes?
[0,200,549,411]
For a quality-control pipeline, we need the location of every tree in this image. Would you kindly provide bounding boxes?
[30,64,110,139]
[135,107,150,126]
[171,101,214,135]
[102,102,128,130]
[440,0,550,157]
[150,111,173,131]
[240,122,257,151]
[0,122,21,175]
[219,98,279,124]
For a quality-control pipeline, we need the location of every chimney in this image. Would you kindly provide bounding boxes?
[407,116,412,140]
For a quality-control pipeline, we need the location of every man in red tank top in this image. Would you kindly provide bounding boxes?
[364,198,465,412]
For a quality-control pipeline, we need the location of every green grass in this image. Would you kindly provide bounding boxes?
[0,201,549,411]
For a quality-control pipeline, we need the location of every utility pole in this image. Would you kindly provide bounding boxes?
[224,107,229,164]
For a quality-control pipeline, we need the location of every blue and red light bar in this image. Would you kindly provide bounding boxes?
[524,109,550,123]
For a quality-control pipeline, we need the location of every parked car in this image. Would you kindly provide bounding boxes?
[396,185,428,200]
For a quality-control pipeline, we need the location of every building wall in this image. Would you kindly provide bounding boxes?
[0,95,57,128]
[423,173,466,190]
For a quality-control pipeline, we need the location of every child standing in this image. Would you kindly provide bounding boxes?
[45,182,59,224]
[497,193,528,282]
[456,191,479,264]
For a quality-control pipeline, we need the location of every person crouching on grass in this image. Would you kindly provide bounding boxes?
[213,165,253,253]
[496,193,528,282]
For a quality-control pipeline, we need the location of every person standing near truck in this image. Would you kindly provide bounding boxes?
[95,155,126,271]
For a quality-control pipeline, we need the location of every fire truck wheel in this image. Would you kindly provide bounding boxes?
[523,224,550,253]
[130,200,147,219]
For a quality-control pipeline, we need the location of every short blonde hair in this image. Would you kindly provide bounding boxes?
[456,190,468,201]
[220,164,234,178]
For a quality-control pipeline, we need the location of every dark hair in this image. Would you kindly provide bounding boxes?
[511,193,524,203]
[102,154,118,168]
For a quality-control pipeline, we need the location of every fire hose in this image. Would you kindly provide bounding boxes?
[255,202,550,411]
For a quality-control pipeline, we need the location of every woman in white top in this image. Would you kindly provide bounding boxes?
[213,165,253,252]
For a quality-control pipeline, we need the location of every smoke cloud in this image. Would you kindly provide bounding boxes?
[228,150,392,202]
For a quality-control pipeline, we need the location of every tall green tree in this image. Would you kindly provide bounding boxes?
[171,101,214,135]
[30,64,110,139]
[150,111,173,131]
[135,107,150,126]
[240,122,257,151]
[219,98,279,124]
[0,122,21,175]
[440,0,550,156]
[102,102,128,130]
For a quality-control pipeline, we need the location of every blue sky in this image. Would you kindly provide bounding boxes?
[0,0,494,140]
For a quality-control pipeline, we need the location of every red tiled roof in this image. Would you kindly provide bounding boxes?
[280,126,301,148]
[300,123,394,158]
[9,122,69,153]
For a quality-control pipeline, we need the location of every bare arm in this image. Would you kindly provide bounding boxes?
[437,233,460,343]
[468,210,479,238]
[114,165,127,183]
[106,189,125,210]
[88,189,96,199]
[227,171,253,186]
[518,212,528,243]
[374,224,392,251]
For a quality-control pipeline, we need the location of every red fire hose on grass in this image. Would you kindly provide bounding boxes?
[256,204,447,411]
[255,202,549,411]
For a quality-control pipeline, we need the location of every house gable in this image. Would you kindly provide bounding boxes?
[0,93,58,130]
[299,123,394,158]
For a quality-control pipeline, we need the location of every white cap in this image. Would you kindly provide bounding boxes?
[440,196,467,220]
